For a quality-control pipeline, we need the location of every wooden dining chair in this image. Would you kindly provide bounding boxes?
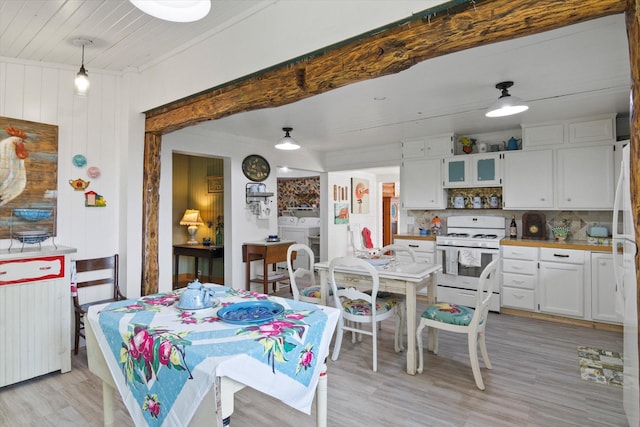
[416,259,499,390]
[72,254,125,355]
[329,256,402,372]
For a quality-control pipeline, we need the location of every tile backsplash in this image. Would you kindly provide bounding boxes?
[407,209,614,240]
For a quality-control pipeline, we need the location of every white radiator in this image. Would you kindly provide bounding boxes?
[0,252,73,387]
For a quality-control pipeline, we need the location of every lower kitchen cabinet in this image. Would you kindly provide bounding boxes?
[501,245,538,311]
[538,248,585,318]
[393,237,435,295]
[591,252,621,324]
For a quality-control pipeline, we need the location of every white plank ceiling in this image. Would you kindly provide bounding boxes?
[0,1,631,154]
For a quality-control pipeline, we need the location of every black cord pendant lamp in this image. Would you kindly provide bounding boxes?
[73,38,92,96]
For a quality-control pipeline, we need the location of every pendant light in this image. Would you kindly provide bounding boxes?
[73,38,92,97]
[129,0,211,22]
[275,127,300,150]
[485,81,529,117]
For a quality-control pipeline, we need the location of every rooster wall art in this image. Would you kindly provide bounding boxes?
[0,126,29,206]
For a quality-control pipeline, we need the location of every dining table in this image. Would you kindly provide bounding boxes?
[314,259,441,375]
[86,284,339,427]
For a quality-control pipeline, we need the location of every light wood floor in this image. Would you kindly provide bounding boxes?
[0,297,627,427]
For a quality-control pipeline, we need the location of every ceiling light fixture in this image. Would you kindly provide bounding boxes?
[485,81,529,117]
[73,38,92,97]
[129,0,211,23]
[275,127,300,150]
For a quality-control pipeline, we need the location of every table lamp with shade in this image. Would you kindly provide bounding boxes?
[180,209,204,245]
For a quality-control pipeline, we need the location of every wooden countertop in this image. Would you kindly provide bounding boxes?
[501,238,613,252]
[393,234,436,242]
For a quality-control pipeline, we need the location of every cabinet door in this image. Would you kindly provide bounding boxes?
[473,153,502,186]
[557,144,615,209]
[591,252,621,323]
[443,157,469,187]
[539,261,584,317]
[503,150,554,209]
[401,139,425,159]
[400,157,444,209]
[424,134,453,157]
[522,122,565,149]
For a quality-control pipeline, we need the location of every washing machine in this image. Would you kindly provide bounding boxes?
[278,216,320,270]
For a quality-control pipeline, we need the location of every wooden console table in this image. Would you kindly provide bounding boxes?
[242,240,295,293]
[173,244,224,289]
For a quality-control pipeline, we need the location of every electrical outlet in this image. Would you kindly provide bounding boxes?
[197,270,201,276]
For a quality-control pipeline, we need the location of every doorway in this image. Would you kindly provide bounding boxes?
[172,153,224,288]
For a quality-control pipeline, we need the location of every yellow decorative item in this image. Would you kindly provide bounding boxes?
[69,178,90,191]
[458,136,476,154]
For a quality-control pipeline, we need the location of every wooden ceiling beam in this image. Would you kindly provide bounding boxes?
[144,0,626,135]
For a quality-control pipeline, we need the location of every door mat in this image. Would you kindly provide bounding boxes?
[578,346,623,387]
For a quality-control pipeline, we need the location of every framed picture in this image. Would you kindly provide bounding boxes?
[0,116,58,239]
[334,202,349,224]
[207,176,223,193]
[351,177,370,214]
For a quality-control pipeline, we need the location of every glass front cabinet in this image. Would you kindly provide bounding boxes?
[443,153,502,187]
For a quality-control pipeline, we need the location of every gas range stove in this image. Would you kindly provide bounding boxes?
[436,215,506,249]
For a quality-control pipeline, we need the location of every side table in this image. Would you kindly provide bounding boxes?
[173,244,224,289]
[242,240,295,293]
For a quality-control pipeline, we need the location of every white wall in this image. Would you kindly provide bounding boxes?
[0,58,123,268]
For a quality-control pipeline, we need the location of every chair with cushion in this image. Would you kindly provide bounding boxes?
[287,243,322,304]
[329,256,402,372]
[416,259,499,390]
[349,223,378,257]
[72,254,124,355]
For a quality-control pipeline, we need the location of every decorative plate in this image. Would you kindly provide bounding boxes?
[360,255,394,266]
[14,230,50,244]
[72,154,87,167]
[218,301,284,325]
[87,166,101,179]
[241,154,270,182]
[175,298,220,311]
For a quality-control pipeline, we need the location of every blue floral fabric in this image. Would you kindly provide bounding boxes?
[341,298,395,315]
[421,302,475,326]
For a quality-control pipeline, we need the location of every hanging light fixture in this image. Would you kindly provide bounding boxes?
[73,38,92,97]
[485,81,529,117]
[129,0,211,22]
[275,127,300,150]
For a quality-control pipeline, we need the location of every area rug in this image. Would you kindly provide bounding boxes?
[578,346,624,387]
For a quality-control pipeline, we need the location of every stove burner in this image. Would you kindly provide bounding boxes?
[446,233,469,237]
[472,234,498,239]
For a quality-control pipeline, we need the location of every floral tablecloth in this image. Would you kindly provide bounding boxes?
[87,285,339,427]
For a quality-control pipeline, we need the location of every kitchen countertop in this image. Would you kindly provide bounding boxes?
[501,238,613,252]
[393,234,436,242]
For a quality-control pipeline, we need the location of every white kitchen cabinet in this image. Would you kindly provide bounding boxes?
[567,116,615,145]
[538,248,585,318]
[393,237,435,264]
[400,157,445,209]
[501,245,538,311]
[522,122,565,149]
[503,149,554,209]
[591,252,621,324]
[556,144,615,209]
[443,153,502,188]
[0,247,76,387]
[402,134,453,159]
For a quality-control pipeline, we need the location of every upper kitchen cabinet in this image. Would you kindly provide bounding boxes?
[400,157,445,209]
[503,149,554,209]
[521,114,616,150]
[443,153,502,188]
[556,144,615,209]
[401,134,453,159]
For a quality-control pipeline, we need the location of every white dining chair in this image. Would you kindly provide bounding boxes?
[329,256,402,372]
[416,259,499,390]
[286,243,324,304]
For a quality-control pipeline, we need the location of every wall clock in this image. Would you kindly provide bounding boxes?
[242,154,270,182]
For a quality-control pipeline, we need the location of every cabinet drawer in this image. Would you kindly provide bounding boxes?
[502,245,537,260]
[539,248,584,264]
[502,272,536,289]
[502,287,535,310]
[0,256,65,285]
[502,259,536,275]
[393,239,435,253]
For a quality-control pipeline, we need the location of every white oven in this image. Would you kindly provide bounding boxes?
[435,215,505,312]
